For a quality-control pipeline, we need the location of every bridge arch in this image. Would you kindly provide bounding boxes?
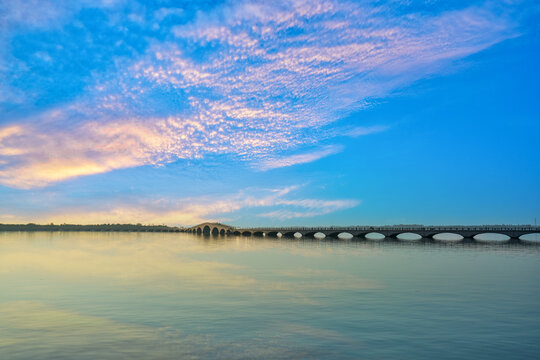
[282,231,297,238]
[337,232,353,240]
[432,233,464,241]
[325,232,342,238]
[520,233,540,242]
[365,232,385,240]
[473,233,510,242]
[396,232,422,241]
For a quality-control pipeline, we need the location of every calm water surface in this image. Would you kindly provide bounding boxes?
[1,232,539,359]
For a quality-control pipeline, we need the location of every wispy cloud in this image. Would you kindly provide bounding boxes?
[260,199,360,220]
[0,185,358,225]
[0,0,521,188]
[257,145,343,171]
[345,126,390,137]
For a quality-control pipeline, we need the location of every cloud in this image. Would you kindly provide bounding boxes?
[260,199,360,220]
[0,0,520,187]
[257,145,343,171]
[0,115,173,188]
[0,185,358,225]
[0,0,125,30]
[0,0,71,30]
[345,125,390,137]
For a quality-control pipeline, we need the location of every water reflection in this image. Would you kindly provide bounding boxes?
[191,233,540,251]
[1,232,539,359]
[396,232,423,241]
[0,301,316,359]
[433,233,464,241]
[520,233,540,243]
[474,233,511,242]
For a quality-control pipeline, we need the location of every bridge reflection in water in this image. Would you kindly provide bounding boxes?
[186,222,540,242]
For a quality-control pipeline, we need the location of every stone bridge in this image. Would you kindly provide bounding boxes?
[186,224,540,241]
[189,222,236,236]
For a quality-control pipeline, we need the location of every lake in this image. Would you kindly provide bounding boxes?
[1,232,539,359]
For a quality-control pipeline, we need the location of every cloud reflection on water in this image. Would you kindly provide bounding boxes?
[1,232,539,359]
[0,232,381,297]
[0,301,320,359]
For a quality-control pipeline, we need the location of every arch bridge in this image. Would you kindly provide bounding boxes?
[187,222,236,236]
[186,224,540,241]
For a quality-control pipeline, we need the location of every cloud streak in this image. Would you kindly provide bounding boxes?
[260,199,360,220]
[0,185,359,225]
[257,145,343,171]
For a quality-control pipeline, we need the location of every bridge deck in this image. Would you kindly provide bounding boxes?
[186,224,540,240]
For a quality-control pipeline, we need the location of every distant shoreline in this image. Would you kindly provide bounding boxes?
[0,224,182,232]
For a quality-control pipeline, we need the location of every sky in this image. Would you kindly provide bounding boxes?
[0,0,539,227]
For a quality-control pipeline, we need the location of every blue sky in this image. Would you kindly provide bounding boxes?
[0,0,538,226]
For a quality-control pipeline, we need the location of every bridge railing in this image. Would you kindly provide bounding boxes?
[239,225,540,232]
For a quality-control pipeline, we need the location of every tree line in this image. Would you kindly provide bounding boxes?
[0,223,183,232]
